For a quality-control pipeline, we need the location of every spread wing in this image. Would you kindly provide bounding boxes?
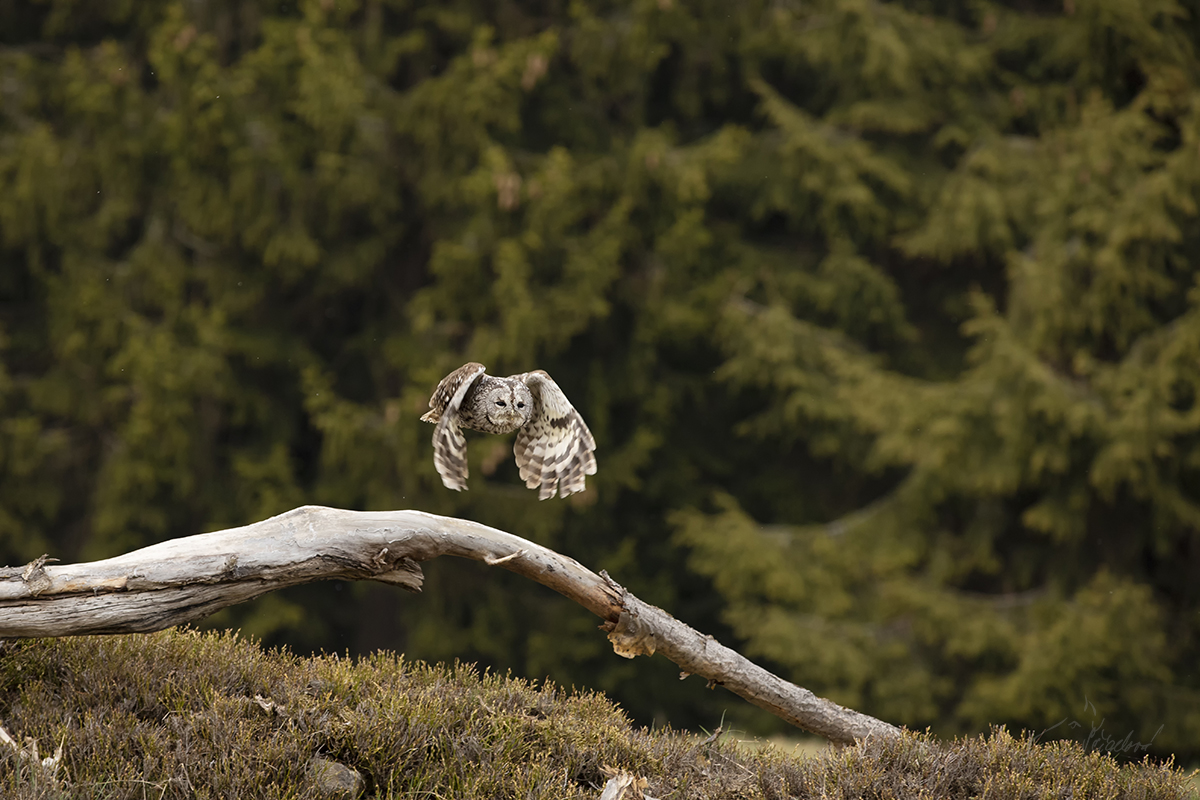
[422,362,486,491]
[512,370,597,500]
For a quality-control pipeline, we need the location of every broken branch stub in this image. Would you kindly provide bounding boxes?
[0,723,63,784]
[0,506,901,745]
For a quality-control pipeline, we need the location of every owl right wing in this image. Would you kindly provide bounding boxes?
[422,362,486,491]
[512,370,597,500]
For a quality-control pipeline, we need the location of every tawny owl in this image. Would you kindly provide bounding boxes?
[420,362,597,500]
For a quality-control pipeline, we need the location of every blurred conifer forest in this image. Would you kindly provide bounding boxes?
[2,0,1199,760]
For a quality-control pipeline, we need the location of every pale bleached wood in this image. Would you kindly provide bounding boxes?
[0,505,901,745]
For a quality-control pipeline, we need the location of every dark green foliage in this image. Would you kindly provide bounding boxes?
[676,0,1200,758]
[0,630,1191,799]
[3,0,1200,762]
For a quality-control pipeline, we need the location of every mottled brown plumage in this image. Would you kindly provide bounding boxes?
[421,363,597,499]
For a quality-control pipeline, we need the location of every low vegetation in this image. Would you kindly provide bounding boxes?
[0,629,1190,799]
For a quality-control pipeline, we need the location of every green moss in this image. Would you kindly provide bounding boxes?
[0,629,1190,799]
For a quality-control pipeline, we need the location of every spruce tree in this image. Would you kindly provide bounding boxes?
[2,0,1198,754]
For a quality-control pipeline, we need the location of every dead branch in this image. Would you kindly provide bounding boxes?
[0,722,63,784]
[0,506,901,745]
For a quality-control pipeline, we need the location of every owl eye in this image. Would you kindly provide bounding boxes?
[495,400,507,407]
[517,402,525,409]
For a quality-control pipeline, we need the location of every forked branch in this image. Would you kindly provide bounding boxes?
[0,506,900,745]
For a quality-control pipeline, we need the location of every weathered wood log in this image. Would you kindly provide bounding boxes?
[0,505,901,745]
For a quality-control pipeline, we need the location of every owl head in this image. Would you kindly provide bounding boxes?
[483,381,534,430]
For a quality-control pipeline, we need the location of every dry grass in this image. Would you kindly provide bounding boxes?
[0,629,1191,799]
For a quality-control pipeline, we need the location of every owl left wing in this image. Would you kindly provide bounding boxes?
[512,370,597,500]
[423,362,487,491]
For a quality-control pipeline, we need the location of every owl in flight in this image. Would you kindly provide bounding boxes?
[421,363,597,500]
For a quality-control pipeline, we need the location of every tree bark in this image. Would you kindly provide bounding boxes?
[0,505,901,745]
